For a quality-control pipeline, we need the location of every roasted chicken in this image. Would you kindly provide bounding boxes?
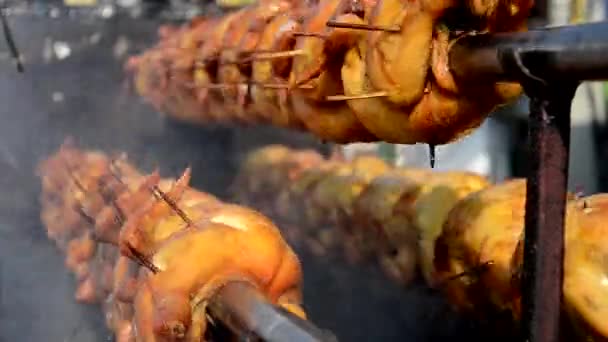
[38,141,307,342]
[233,145,608,340]
[234,145,477,284]
[432,179,608,341]
[128,0,534,145]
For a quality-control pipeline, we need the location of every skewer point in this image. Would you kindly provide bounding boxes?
[325,91,388,101]
[325,20,401,33]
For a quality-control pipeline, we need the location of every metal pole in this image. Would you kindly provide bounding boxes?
[208,282,338,342]
[448,21,608,342]
[449,21,608,83]
[520,84,577,342]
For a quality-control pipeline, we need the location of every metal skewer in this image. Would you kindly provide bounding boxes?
[209,282,338,342]
[449,21,608,342]
[0,1,23,72]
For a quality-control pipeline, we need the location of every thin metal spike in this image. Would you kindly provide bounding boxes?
[112,200,126,224]
[103,160,132,224]
[108,159,128,186]
[325,20,401,33]
[325,92,388,101]
[213,49,281,65]
[195,56,220,66]
[574,184,585,200]
[96,177,116,203]
[70,174,87,193]
[245,49,304,61]
[89,231,101,242]
[197,83,239,90]
[292,32,328,39]
[0,6,23,72]
[218,59,244,66]
[109,169,126,186]
[150,185,194,226]
[59,156,88,193]
[256,83,289,89]
[437,260,494,287]
[292,59,325,89]
[73,204,96,226]
[97,176,127,224]
[198,82,314,90]
[127,243,160,274]
[429,144,436,168]
[256,83,314,89]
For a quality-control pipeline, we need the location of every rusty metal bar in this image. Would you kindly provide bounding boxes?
[520,84,578,342]
[449,21,608,342]
[208,282,338,342]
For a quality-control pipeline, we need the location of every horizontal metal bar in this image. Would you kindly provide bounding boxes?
[209,282,338,342]
[450,21,608,83]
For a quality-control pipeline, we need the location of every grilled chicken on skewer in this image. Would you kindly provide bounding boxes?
[129,0,533,145]
[38,141,307,342]
[234,145,608,340]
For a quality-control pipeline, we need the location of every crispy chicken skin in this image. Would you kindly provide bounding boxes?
[234,146,486,287]
[433,179,608,340]
[234,145,608,340]
[129,0,533,145]
[38,142,307,342]
[352,169,429,283]
[434,179,530,318]
[288,0,378,143]
[563,194,608,341]
[400,171,490,286]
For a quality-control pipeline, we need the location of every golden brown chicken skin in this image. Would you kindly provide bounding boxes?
[38,142,308,342]
[128,0,533,146]
[431,179,608,341]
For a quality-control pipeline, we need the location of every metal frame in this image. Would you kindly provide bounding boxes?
[450,21,608,342]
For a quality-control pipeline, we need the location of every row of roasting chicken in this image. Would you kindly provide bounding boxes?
[38,142,307,342]
[127,0,533,145]
[232,145,608,341]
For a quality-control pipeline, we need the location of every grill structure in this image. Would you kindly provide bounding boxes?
[450,21,608,342]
